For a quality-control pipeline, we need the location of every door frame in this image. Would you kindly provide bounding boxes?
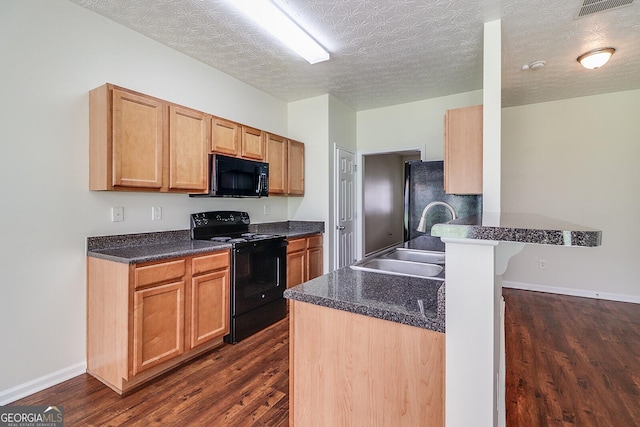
[356,146,424,261]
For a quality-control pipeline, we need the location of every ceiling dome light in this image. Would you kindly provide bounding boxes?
[577,47,615,70]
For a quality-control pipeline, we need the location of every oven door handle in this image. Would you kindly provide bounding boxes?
[277,257,281,286]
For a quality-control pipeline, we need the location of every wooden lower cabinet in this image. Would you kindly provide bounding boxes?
[133,281,185,375]
[290,301,445,426]
[286,234,323,288]
[87,250,230,394]
[188,269,229,349]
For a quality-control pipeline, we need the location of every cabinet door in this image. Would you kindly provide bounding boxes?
[288,140,305,195]
[444,105,483,195]
[266,133,288,195]
[169,105,209,192]
[189,270,230,349]
[241,126,265,160]
[287,250,306,288]
[132,281,185,375]
[112,89,164,189]
[307,247,323,280]
[212,117,240,156]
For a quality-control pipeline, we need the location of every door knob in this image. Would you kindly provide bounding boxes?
[336,225,345,230]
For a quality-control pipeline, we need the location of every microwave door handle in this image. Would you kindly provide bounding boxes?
[256,169,262,194]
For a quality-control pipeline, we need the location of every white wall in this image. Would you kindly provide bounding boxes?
[356,90,483,157]
[287,95,330,223]
[502,89,640,301]
[0,0,292,397]
[328,95,357,270]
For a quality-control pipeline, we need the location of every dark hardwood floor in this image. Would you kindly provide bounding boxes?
[504,288,640,426]
[9,290,640,426]
[10,318,290,426]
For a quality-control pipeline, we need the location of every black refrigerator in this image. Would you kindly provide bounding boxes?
[403,160,482,241]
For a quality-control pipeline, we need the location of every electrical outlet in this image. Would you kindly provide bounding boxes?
[263,204,270,215]
[111,206,124,222]
[538,258,547,269]
[152,206,162,221]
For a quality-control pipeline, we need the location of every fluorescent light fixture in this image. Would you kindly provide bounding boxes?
[577,47,615,69]
[227,0,329,64]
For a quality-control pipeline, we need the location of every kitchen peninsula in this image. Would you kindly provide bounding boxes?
[285,213,601,427]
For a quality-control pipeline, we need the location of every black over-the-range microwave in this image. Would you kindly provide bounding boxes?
[191,154,269,198]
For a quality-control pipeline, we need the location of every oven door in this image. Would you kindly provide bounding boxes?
[231,238,287,316]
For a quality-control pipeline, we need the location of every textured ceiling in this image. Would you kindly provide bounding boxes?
[69,0,640,110]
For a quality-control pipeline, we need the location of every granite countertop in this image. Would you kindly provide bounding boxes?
[87,230,231,264]
[284,267,445,333]
[250,220,324,238]
[87,220,325,264]
[431,212,602,247]
[89,240,231,264]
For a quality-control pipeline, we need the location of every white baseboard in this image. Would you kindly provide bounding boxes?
[0,362,86,406]
[502,280,640,305]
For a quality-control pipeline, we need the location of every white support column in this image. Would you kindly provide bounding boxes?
[444,238,523,427]
[483,19,502,213]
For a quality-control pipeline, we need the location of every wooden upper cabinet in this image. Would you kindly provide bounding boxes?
[266,133,288,195]
[241,126,265,160]
[89,83,306,194]
[288,139,305,196]
[169,105,209,193]
[212,120,265,161]
[111,88,164,189]
[90,83,208,193]
[211,117,240,156]
[444,105,483,195]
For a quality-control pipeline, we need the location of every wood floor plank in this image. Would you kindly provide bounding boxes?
[10,318,289,426]
[504,288,640,427]
[8,290,640,426]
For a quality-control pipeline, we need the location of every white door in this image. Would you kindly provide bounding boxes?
[335,147,357,268]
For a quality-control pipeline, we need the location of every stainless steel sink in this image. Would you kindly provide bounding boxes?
[351,257,444,280]
[382,248,445,264]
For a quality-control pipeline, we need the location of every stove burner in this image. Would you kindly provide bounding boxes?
[241,233,276,240]
[228,238,247,243]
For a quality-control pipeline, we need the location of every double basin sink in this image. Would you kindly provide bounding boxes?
[350,247,445,281]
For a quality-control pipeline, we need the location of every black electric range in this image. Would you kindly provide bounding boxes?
[190,211,287,343]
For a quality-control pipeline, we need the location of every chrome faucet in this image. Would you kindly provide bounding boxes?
[416,201,456,232]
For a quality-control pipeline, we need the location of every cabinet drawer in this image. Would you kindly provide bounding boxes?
[287,238,306,253]
[192,251,229,275]
[135,259,186,289]
[307,234,323,249]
